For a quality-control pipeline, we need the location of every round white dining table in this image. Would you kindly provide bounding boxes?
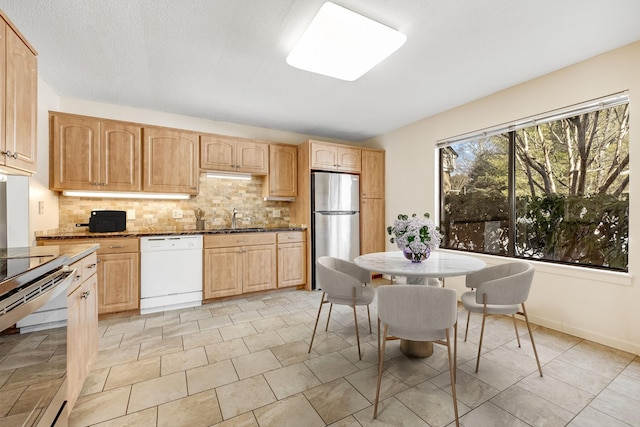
[354,250,486,285]
[354,250,486,357]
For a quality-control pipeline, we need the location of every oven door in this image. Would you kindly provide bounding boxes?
[0,267,77,332]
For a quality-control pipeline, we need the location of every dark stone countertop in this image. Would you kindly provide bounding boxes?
[35,227,307,241]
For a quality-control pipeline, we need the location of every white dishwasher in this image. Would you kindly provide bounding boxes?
[140,235,203,314]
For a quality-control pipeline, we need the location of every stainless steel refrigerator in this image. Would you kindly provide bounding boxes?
[311,172,360,289]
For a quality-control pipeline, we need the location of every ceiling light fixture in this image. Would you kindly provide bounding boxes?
[286,2,406,81]
[62,191,191,200]
[205,172,252,181]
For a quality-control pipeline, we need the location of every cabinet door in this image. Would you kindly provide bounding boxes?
[277,242,306,287]
[243,244,277,293]
[236,139,268,174]
[3,26,37,173]
[203,247,243,299]
[267,144,297,197]
[50,114,100,190]
[97,252,140,314]
[361,198,386,255]
[337,146,361,173]
[101,121,142,191]
[361,150,385,198]
[200,134,236,172]
[67,273,98,412]
[143,127,199,194]
[310,142,338,170]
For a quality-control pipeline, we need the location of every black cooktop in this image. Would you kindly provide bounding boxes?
[0,254,55,281]
[0,249,68,299]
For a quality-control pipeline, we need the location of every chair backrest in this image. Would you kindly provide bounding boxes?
[377,285,457,331]
[471,262,535,305]
[317,256,370,298]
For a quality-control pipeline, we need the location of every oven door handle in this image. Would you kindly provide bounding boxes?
[0,268,77,332]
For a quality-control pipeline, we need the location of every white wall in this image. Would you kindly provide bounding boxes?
[28,76,61,244]
[367,41,640,355]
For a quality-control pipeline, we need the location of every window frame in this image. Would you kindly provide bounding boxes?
[437,92,629,272]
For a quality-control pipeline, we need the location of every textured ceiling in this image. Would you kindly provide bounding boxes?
[1,0,639,141]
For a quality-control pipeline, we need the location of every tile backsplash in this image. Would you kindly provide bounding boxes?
[58,174,292,232]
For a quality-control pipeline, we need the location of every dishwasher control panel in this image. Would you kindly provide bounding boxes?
[140,235,203,251]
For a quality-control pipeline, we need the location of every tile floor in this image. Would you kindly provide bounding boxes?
[3,285,640,427]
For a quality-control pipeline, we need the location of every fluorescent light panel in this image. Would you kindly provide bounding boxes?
[286,2,406,81]
[205,172,252,180]
[62,191,190,200]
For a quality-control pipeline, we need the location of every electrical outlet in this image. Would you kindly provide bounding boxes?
[38,201,44,215]
[127,209,136,220]
[172,209,183,219]
[273,209,281,218]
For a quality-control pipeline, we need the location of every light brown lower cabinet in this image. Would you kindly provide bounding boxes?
[204,233,277,299]
[66,251,98,412]
[277,232,306,288]
[361,198,386,255]
[96,252,139,314]
[38,237,140,315]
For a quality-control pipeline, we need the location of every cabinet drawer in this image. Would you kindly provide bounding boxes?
[277,231,306,243]
[67,252,98,295]
[82,252,98,278]
[67,260,83,296]
[96,238,139,254]
[204,233,276,248]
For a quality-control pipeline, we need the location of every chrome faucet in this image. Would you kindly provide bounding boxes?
[231,208,238,229]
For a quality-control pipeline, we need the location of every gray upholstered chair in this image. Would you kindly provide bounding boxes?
[374,285,459,425]
[308,256,375,360]
[461,262,543,376]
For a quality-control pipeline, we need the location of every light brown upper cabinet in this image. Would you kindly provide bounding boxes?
[50,113,142,192]
[309,140,361,173]
[0,13,37,174]
[361,149,385,199]
[263,143,297,199]
[143,127,199,194]
[201,133,268,175]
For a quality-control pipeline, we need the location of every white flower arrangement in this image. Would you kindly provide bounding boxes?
[387,213,441,260]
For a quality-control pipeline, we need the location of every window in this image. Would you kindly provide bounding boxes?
[439,93,629,271]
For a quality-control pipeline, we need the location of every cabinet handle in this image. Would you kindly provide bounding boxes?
[109,245,125,249]
[287,236,296,239]
[81,290,91,299]
[2,150,18,159]
[75,274,82,281]
[87,263,97,269]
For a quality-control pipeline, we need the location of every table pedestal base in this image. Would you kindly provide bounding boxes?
[400,339,433,357]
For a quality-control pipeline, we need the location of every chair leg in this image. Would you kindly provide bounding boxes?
[512,314,521,348]
[308,292,326,354]
[374,323,389,419]
[475,296,488,373]
[445,328,460,427]
[464,310,471,342]
[324,303,333,331]
[522,303,543,377]
[367,305,372,333]
[352,305,362,360]
[453,321,458,384]
[352,289,362,360]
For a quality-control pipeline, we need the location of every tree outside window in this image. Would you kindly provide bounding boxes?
[440,99,629,271]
